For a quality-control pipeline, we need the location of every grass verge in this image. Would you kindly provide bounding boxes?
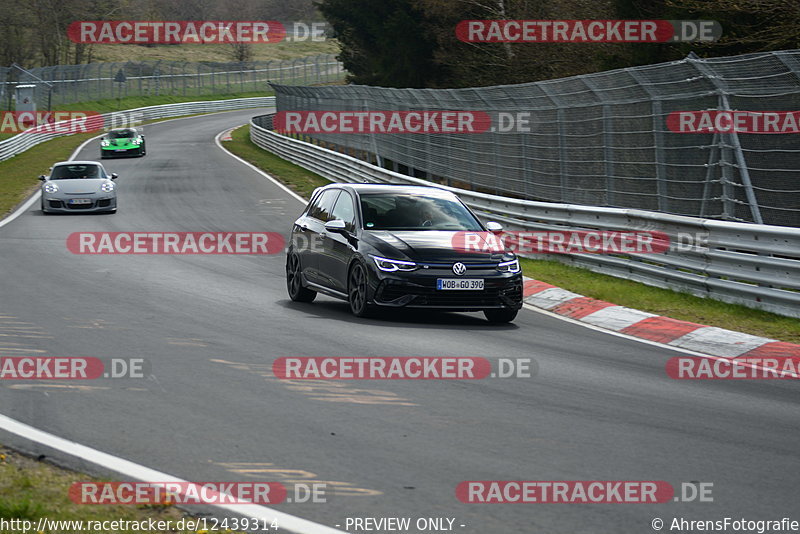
[519,257,800,344]
[222,124,330,199]
[0,132,99,217]
[89,40,338,63]
[221,129,800,343]
[0,96,281,217]
[0,446,241,533]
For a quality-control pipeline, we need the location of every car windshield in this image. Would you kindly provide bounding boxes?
[108,129,136,139]
[360,193,483,231]
[50,165,103,180]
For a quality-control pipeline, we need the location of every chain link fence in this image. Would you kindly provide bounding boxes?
[271,50,800,227]
[0,54,343,110]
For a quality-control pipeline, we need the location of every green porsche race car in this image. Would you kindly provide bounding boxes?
[100,128,146,158]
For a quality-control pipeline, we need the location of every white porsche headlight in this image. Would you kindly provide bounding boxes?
[100,182,115,193]
[101,140,110,146]
[44,183,58,194]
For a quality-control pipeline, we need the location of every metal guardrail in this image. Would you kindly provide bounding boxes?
[250,113,800,318]
[0,96,275,162]
[270,50,800,228]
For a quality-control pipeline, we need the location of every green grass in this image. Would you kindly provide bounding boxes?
[0,93,281,215]
[0,448,242,533]
[223,124,330,198]
[221,129,800,343]
[89,40,338,63]
[0,131,100,217]
[520,257,800,344]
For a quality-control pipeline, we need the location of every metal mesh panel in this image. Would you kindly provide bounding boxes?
[273,50,800,227]
[1,55,343,110]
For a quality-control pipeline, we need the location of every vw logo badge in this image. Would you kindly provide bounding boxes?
[452,262,467,276]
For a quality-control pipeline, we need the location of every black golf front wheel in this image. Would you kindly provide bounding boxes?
[348,262,373,317]
[484,308,518,323]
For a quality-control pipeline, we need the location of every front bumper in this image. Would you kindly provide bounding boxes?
[369,266,523,311]
[42,195,117,213]
[101,146,142,157]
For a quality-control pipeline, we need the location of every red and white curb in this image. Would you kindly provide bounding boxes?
[522,278,800,361]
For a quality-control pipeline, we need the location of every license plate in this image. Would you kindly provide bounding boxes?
[115,149,127,152]
[68,198,92,205]
[437,278,484,290]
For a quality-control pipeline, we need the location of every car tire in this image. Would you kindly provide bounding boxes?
[286,254,316,303]
[348,261,374,318]
[484,308,518,323]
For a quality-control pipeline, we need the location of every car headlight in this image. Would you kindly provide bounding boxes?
[43,183,58,194]
[372,255,418,272]
[100,182,115,193]
[101,140,110,146]
[497,258,520,273]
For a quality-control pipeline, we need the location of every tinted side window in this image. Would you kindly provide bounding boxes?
[304,191,323,217]
[308,189,340,222]
[331,192,356,232]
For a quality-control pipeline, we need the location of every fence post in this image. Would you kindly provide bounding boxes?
[687,53,763,224]
[538,83,569,203]
[627,68,669,213]
[700,132,721,218]
[582,76,616,206]
[154,61,161,96]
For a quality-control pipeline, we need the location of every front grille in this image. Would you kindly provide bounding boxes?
[97,199,112,207]
[48,200,63,208]
[66,201,94,210]
[377,280,522,308]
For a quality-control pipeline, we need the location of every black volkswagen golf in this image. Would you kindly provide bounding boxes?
[286,183,524,323]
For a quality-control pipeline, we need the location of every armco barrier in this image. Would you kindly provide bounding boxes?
[0,96,275,162]
[250,113,800,318]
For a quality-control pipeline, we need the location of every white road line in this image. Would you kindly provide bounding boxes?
[1,112,348,534]
[214,126,308,205]
[1,109,274,230]
[215,124,781,370]
[521,302,793,378]
[0,133,102,230]
[0,414,348,534]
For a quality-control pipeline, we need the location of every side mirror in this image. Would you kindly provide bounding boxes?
[38,175,47,181]
[486,221,503,233]
[110,173,118,180]
[324,219,347,233]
